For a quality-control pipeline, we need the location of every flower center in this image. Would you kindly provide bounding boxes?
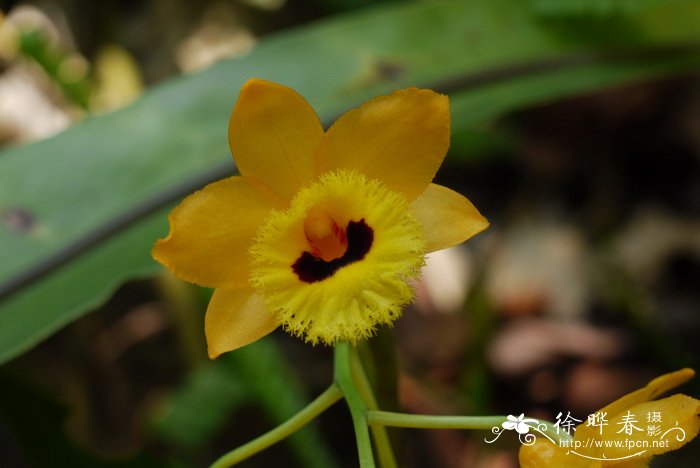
[293,218,374,283]
[249,170,426,345]
[303,207,347,261]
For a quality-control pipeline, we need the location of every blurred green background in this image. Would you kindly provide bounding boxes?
[0,0,699,466]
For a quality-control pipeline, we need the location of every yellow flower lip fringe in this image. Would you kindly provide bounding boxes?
[152,78,488,358]
[519,368,700,468]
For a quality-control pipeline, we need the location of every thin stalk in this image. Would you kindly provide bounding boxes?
[210,384,343,468]
[367,411,571,445]
[349,347,398,468]
[334,343,376,468]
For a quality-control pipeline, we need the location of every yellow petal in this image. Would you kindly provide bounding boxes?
[316,88,450,201]
[609,460,649,468]
[228,79,324,200]
[205,288,278,359]
[576,369,695,445]
[409,183,488,252]
[519,438,600,468]
[600,369,695,419]
[153,176,281,288]
[599,394,700,461]
[525,370,698,468]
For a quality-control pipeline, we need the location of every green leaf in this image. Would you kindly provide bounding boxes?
[450,49,700,142]
[2,0,700,364]
[0,208,168,364]
[531,0,673,17]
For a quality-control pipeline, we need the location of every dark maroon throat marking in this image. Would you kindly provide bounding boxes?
[292,219,373,283]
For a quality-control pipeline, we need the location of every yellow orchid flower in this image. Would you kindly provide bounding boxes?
[520,368,700,468]
[153,79,488,358]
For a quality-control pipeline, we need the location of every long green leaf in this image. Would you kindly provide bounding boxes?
[1,0,700,364]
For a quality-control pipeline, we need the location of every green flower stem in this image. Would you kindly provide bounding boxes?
[349,346,398,468]
[367,411,507,429]
[209,384,343,468]
[366,411,572,445]
[210,344,571,468]
[334,343,376,468]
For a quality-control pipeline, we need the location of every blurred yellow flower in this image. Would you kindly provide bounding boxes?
[520,368,700,468]
[153,79,487,358]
